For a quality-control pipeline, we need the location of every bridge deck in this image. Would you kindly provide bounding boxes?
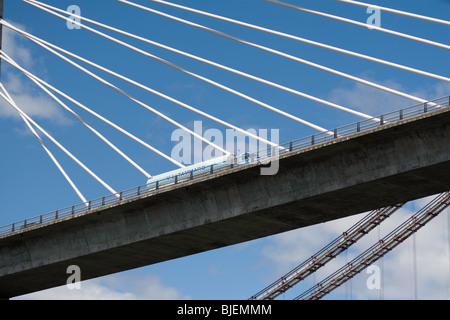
[1,105,450,298]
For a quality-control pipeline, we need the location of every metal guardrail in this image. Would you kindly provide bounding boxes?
[0,95,449,237]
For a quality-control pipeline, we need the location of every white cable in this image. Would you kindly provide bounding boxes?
[0,48,185,170]
[23,0,344,132]
[116,0,380,121]
[3,20,229,160]
[21,1,256,153]
[115,0,379,122]
[145,0,449,83]
[265,0,450,50]
[0,20,284,149]
[115,0,430,107]
[0,44,152,179]
[0,59,118,197]
[0,83,88,205]
[335,0,450,26]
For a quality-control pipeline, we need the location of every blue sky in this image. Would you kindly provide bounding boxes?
[0,0,449,299]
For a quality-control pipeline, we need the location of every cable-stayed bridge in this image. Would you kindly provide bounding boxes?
[0,0,449,299]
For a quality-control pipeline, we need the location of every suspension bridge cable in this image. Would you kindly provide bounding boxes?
[0,61,119,197]
[24,1,377,129]
[0,45,152,179]
[114,0,432,107]
[0,48,185,170]
[3,20,231,160]
[335,0,450,26]
[20,11,233,159]
[265,0,450,50]
[2,16,361,137]
[115,0,379,122]
[22,0,333,134]
[0,20,283,150]
[144,0,449,83]
[0,83,88,205]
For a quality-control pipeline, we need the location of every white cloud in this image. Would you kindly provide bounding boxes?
[328,77,450,115]
[2,23,33,69]
[0,23,70,125]
[15,273,191,300]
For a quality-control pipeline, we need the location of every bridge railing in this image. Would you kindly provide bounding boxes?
[285,95,449,152]
[0,95,448,237]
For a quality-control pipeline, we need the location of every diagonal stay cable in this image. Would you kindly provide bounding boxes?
[23,4,234,158]
[0,48,185,171]
[0,44,152,179]
[0,20,284,149]
[0,63,119,197]
[145,0,449,82]
[4,13,231,159]
[0,83,88,204]
[266,0,450,50]
[24,0,351,132]
[335,0,450,26]
[115,0,432,108]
